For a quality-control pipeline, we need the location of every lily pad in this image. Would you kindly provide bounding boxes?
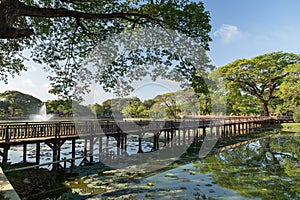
[164,173,178,178]
[147,182,156,187]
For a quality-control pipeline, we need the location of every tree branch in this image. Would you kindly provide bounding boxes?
[0,24,34,38]
[0,0,161,39]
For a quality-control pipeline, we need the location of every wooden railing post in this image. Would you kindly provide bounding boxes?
[25,122,28,138]
[55,122,61,138]
[5,125,10,143]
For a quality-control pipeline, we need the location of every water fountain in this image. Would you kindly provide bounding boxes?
[30,103,55,122]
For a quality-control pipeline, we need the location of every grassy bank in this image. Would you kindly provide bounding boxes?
[272,123,300,132]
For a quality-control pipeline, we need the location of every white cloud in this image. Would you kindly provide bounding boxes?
[214,24,242,43]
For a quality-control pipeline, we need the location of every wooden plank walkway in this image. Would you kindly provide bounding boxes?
[0,116,291,169]
[0,116,274,144]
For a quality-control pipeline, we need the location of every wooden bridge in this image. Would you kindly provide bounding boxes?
[0,116,286,170]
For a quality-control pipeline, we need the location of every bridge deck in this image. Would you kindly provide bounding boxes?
[0,116,278,145]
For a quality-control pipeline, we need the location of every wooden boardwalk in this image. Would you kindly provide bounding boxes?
[0,116,289,170]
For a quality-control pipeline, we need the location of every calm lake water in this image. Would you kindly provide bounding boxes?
[6,135,154,169]
[5,131,300,199]
[57,131,299,200]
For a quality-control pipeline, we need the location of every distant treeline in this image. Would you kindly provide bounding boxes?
[0,89,211,119]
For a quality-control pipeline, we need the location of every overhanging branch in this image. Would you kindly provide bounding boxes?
[0,0,161,39]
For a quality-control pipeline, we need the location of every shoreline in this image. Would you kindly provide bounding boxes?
[0,167,21,200]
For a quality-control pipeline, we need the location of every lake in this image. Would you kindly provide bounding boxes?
[56,131,299,200]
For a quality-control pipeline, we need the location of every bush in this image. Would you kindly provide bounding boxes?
[293,107,300,123]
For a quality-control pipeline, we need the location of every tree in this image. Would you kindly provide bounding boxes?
[0,90,42,116]
[151,89,200,119]
[277,63,300,112]
[154,92,181,119]
[122,97,148,118]
[142,99,156,110]
[219,52,300,116]
[0,0,212,99]
[46,99,73,116]
[101,99,113,117]
[89,103,104,116]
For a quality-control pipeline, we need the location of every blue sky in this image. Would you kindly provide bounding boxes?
[203,0,300,66]
[1,0,300,102]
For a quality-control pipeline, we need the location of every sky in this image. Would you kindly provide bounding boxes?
[203,0,300,66]
[1,0,300,103]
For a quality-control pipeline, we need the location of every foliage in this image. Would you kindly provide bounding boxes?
[0,90,42,116]
[0,0,212,99]
[89,103,104,116]
[101,99,113,117]
[278,63,300,112]
[153,92,181,119]
[218,51,300,116]
[122,97,148,118]
[279,123,300,132]
[226,88,261,115]
[85,89,203,119]
[46,99,73,116]
[293,107,300,123]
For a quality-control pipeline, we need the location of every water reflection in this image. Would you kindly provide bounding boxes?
[193,133,300,199]
[91,133,299,200]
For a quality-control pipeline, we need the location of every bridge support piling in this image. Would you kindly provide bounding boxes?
[202,127,206,139]
[0,145,10,165]
[71,139,76,171]
[182,129,186,145]
[216,126,221,141]
[106,136,109,154]
[116,136,121,156]
[178,129,181,146]
[98,137,102,159]
[36,143,40,165]
[138,134,143,153]
[23,144,27,163]
[152,133,159,151]
[46,140,65,171]
[84,138,88,158]
[89,137,94,163]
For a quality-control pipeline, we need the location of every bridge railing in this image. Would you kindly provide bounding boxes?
[0,116,272,143]
[0,122,78,143]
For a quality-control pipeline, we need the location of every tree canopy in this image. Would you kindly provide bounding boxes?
[218,52,300,116]
[0,90,42,116]
[277,63,300,112]
[0,0,212,99]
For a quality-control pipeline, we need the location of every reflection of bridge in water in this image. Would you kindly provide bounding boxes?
[0,116,290,170]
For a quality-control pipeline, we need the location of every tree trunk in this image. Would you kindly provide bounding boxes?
[261,100,270,116]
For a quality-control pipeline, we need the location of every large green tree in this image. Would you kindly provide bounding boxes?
[277,63,300,112]
[46,99,73,116]
[122,97,148,118]
[0,0,212,99]
[219,52,300,116]
[0,90,42,116]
